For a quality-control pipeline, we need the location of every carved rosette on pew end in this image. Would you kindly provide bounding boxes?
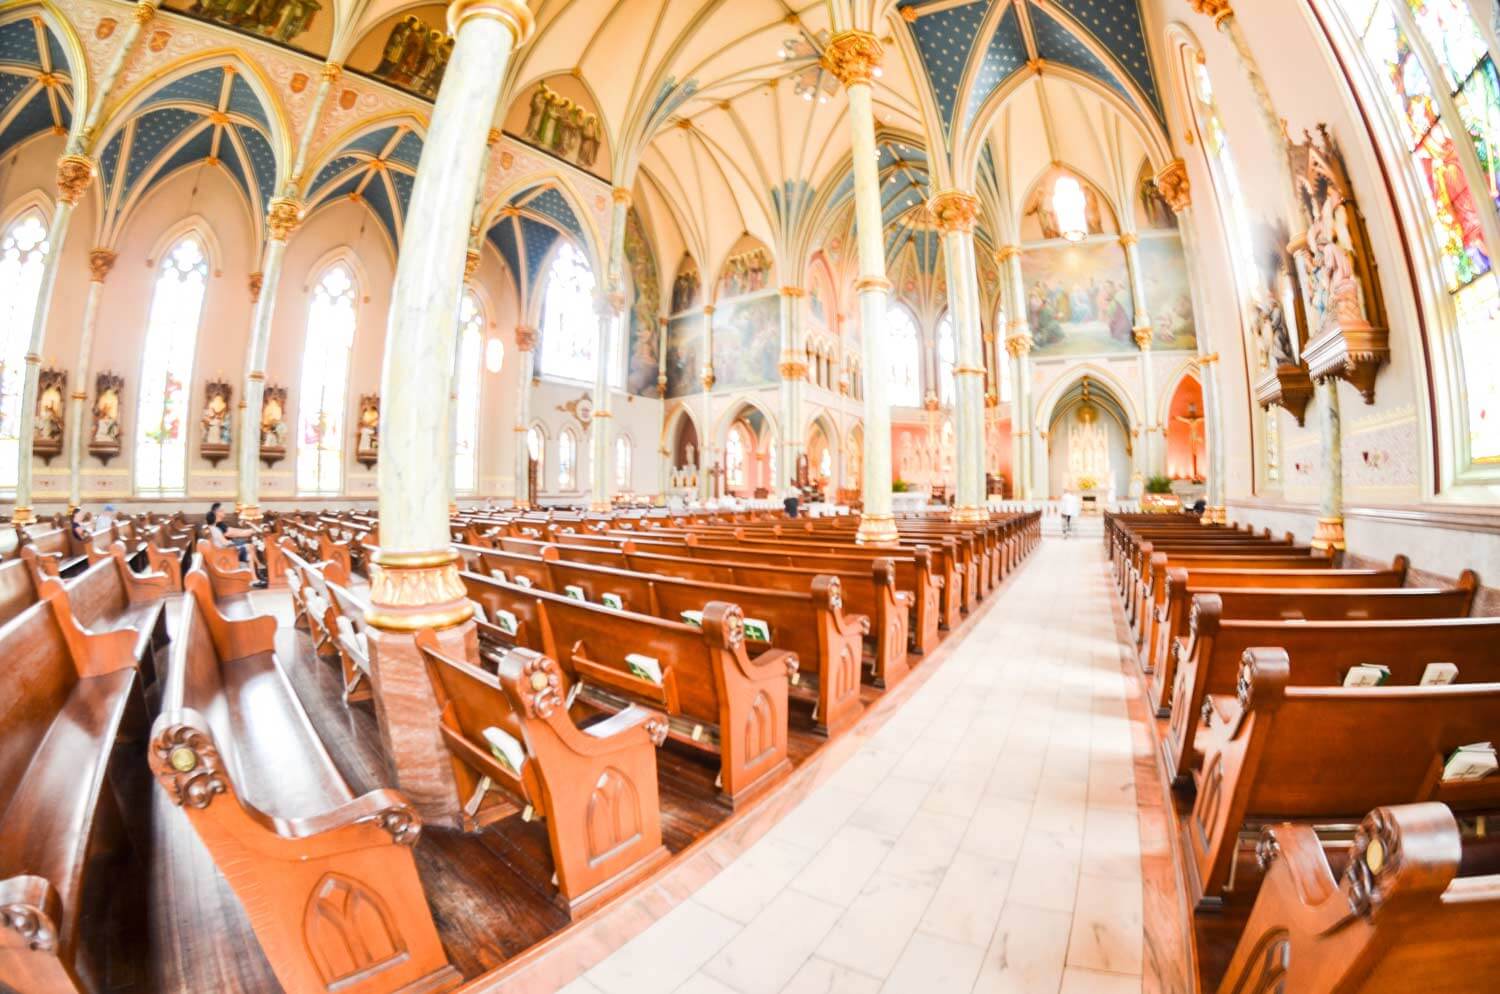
[1288,125,1388,404]
[365,549,477,826]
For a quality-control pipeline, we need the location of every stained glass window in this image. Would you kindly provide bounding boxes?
[558,427,577,490]
[527,424,545,482]
[1334,0,1500,463]
[615,434,632,490]
[297,263,357,495]
[136,237,209,496]
[936,313,956,406]
[726,424,748,487]
[454,292,483,494]
[538,242,599,382]
[0,210,49,490]
[885,304,923,407]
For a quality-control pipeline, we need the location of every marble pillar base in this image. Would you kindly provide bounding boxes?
[855,513,899,545]
[367,622,475,827]
[950,504,987,524]
[1311,515,1346,553]
[11,506,34,525]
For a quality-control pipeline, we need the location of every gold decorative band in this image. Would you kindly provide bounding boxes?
[248,371,265,382]
[593,410,613,419]
[611,187,632,205]
[953,364,986,376]
[1118,233,1139,248]
[320,62,342,81]
[780,286,806,298]
[703,304,715,316]
[1199,352,1220,365]
[71,391,87,400]
[25,353,41,364]
[994,245,1021,262]
[372,548,461,569]
[855,276,891,293]
[133,2,157,24]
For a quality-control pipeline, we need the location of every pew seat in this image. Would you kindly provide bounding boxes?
[0,588,144,994]
[61,543,174,689]
[148,569,460,994]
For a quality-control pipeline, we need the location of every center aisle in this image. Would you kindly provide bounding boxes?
[562,533,1154,994]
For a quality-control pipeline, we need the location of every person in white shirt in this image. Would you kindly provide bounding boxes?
[1060,489,1082,537]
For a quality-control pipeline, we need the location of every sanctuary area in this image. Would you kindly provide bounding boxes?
[0,0,1498,992]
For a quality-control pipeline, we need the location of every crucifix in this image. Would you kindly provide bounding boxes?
[1176,402,1205,478]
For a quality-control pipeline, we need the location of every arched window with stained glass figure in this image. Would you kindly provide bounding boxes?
[0,210,50,490]
[135,236,210,497]
[538,242,600,382]
[454,291,484,494]
[885,303,923,408]
[558,427,578,490]
[297,262,358,495]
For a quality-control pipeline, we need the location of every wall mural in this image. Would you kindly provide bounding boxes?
[1136,236,1198,351]
[1022,242,1136,356]
[712,294,780,390]
[183,0,320,44]
[664,316,702,399]
[716,247,773,299]
[518,81,603,170]
[670,256,700,314]
[373,16,453,99]
[624,207,661,396]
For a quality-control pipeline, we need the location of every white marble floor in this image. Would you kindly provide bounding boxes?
[562,534,1146,994]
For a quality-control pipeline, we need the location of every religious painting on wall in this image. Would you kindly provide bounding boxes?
[1023,171,1110,241]
[712,294,780,390]
[1249,217,1304,371]
[33,368,65,463]
[625,207,662,396]
[500,75,609,177]
[670,255,701,314]
[175,0,322,47]
[345,7,451,100]
[717,245,773,299]
[664,316,702,399]
[1136,236,1198,351]
[199,379,232,466]
[1020,242,1136,357]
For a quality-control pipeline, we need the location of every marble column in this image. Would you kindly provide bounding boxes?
[1120,232,1162,476]
[589,189,630,511]
[998,245,1035,500]
[778,286,807,493]
[512,325,536,506]
[64,249,115,509]
[236,198,302,519]
[931,191,987,521]
[366,0,533,827]
[1312,378,1345,553]
[699,304,715,500]
[824,31,896,542]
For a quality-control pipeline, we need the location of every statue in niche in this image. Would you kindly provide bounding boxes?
[200,380,233,466]
[33,369,65,463]
[355,394,380,468]
[1066,385,1111,491]
[259,385,287,467]
[522,82,603,170]
[374,16,453,99]
[89,372,123,465]
[671,261,701,314]
[716,247,772,299]
[188,0,320,43]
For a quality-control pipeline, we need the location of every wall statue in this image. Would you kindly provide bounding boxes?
[671,258,700,314]
[355,393,380,468]
[522,82,602,170]
[188,0,320,44]
[33,368,66,463]
[716,247,772,299]
[374,16,454,99]
[90,372,124,465]
[200,379,233,465]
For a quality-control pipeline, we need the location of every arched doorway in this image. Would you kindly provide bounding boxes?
[1044,375,1134,500]
[1163,373,1207,483]
[718,402,777,498]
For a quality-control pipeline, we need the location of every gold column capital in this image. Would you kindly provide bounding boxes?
[1155,158,1192,213]
[132,2,158,25]
[56,154,95,205]
[88,248,117,283]
[994,244,1021,262]
[854,275,891,294]
[487,127,502,146]
[1311,515,1346,553]
[780,286,807,298]
[1005,331,1034,357]
[248,271,264,302]
[928,190,981,234]
[1132,325,1153,350]
[1198,351,1220,366]
[320,61,343,82]
[821,30,884,88]
[366,550,474,631]
[702,304,716,316]
[266,197,304,241]
[464,249,481,281]
[611,186,632,206]
[448,0,535,43]
[1118,232,1139,249]
[1189,0,1235,28]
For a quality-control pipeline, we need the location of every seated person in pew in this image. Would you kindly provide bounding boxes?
[1183,648,1500,910]
[205,502,267,587]
[417,632,672,916]
[1219,801,1500,993]
[148,567,459,994]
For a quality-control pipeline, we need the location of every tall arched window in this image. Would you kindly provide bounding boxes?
[885,304,923,407]
[936,313,956,406]
[614,434,632,490]
[1328,0,1500,467]
[557,427,577,490]
[454,291,484,494]
[998,343,1013,403]
[527,424,545,482]
[538,242,599,382]
[135,236,209,496]
[0,210,49,490]
[726,423,749,487]
[297,263,357,495]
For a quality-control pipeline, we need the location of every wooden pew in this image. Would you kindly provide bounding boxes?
[0,554,43,627]
[1149,570,1476,716]
[1220,802,1500,993]
[99,518,185,591]
[1127,548,1333,637]
[147,569,460,994]
[1184,649,1500,908]
[1140,555,1412,678]
[54,542,174,691]
[327,579,374,705]
[1163,603,1500,785]
[461,572,795,807]
[0,583,143,994]
[418,633,671,915]
[194,537,256,612]
[464,544,867,735]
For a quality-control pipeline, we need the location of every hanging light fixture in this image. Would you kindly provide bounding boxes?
[1052,175,1088,242]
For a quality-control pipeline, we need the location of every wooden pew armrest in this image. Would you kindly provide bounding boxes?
[1257,823,1340,908]
[278,787,425,851]
[579,704,669,751]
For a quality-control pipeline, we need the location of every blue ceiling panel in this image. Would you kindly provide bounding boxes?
[961,3,1028,134]
[344,126,396,157]
[0,71,30,114]
[520,216,562,293]
[387,168,415,217]
[527,187,582,239]
[906,0,989,140]
[44,28,67,75]
[1052,0,1162,118]
[142,68,224,114]
[216,128,250,201]
[1029,3,1136,110]
[99,129,124,189]
[388,130,423,169]
[0,87,53,154]
[309,154,361,197]
[140,124,215,199]
[235,124,277,209]
[362,173,400,247]
[124,107,201,192]
[0,19,40,65]
[227,73,271,132]
[487,216,523,290]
